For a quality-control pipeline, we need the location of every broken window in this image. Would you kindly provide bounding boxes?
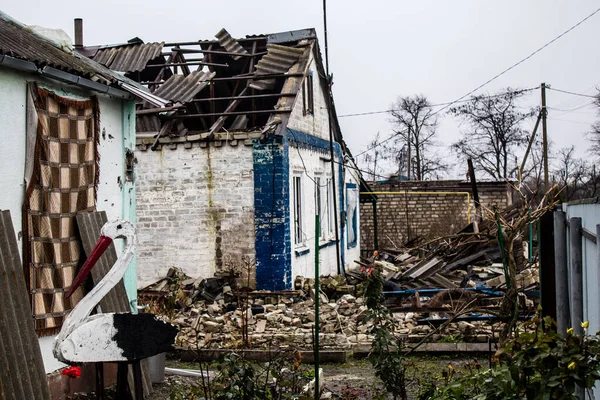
[302,71,314,116]
[346,183,358,248]
[293,175,304,246]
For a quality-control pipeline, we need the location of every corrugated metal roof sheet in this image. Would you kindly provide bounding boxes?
[153,70,215,103]
[0,210,51,400]
[93,42,164,72]
[0,13,112,83]
[249,44,305,90]
[215,28,248,60]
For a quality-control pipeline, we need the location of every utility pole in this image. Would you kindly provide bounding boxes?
[541,83,549,192]
[406,129,412,180]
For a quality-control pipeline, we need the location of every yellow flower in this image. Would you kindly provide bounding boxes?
[581,321,589,329]
[567,327,574,335]
[568,361,576,370]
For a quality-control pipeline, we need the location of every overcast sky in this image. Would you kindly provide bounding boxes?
[3,0,600,178]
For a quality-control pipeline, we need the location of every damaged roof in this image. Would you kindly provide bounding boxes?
[0,12,168,107]
[92,39,165,73]
[81,28,322,141]
[0,12,114,83]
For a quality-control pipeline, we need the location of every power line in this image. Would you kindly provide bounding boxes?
[547,87,598,99]
[548,117,593,126]
[338,87,538,118]
[351,5,600,157]
[353,128,408,158]
[332,158,393,181]
[430,6,600,117]
[548,102,595,113]
[353,88,538,158]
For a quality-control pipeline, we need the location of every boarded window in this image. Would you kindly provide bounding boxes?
[23,84,100,335]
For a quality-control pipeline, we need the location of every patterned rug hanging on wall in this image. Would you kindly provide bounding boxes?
[23,84,100,336]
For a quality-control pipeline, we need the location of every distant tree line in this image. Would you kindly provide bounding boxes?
[359,87,600,202]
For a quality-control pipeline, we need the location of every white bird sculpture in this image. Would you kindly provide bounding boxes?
[54,219,177,364]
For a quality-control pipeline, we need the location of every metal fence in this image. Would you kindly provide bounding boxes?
[554,199,600,399]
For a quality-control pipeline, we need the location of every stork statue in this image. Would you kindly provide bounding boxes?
[54,220,177,398]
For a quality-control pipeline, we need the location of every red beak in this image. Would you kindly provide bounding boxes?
[65,236,113,299]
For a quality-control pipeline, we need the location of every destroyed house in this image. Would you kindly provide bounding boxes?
[81,28,363,290]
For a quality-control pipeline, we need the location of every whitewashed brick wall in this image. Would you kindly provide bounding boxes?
[135,142,256,288]
[286,50,362,277]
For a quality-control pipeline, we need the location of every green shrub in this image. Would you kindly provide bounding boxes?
[426,316,600,400]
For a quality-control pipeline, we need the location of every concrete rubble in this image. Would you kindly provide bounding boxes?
[141,268,505,351]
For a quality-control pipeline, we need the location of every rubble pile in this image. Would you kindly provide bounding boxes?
[357,202,541,295]
[140,204,538,351]
[140,270,505,351]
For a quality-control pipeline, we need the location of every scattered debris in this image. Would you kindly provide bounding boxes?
[140,204,538,351]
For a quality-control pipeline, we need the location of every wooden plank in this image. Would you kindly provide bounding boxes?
[0,211,51,400]
[76,212,125,313]
[427,274,458,289]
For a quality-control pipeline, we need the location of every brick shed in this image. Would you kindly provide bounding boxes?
[360,179,513,252]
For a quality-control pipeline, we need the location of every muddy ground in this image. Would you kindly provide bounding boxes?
[145,355,482,400]
[69,354,484,399]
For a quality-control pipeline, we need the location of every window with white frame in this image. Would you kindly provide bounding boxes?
[326,178,335,238]
[293,175,304,245]
[346,183,358,248]
[315,177,326,240]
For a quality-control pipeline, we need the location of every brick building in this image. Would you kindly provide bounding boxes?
[360,179,513,251]
[83,28,363,290]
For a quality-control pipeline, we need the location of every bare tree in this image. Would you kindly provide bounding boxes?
[362,132,386,180]
[388,95,447,180]
[552,146,600,201]
[450,89,535,179]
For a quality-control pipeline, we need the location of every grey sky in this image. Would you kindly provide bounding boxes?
[3,0,599,178]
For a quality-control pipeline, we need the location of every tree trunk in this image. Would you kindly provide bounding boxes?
[501,237,519,342]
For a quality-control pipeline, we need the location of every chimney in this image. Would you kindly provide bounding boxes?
[74,18,83,49]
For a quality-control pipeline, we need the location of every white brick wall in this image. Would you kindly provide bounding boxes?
[286,49,362,277]
[135,142,256,288]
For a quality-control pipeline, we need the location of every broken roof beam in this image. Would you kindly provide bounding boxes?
[213,72,304,81]
[166,108,292,119]
[207,87,249,137]
[145,60,229,68]
[136,104,183,115]
[139,72,304,86]
[191,93,296,102]
[163,37,265,47]
[162,49,266,57]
